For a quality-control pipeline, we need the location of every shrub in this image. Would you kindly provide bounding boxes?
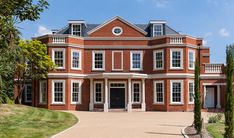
[208,114,223,123]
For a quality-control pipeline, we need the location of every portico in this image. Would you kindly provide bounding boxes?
[88,73,147,112]
[203,83,222,109]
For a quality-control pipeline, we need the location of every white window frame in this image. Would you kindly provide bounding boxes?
[188,49,195,70]
[153,24,163,37]
[153,50,164,70]
[170,49,183,70]
[94,81,103,104]
[71,80,82,104]
[52,48,65,69]
[71,49,82,70]
[170,80,184,104]
[130,51,143,71]
[112,51,123,71]
[39,80,47,104]
[24,84,32,103]
[71,24,82,36]
[132,81,141,104]
[112,26,123,36]
[188,80,194,104]
[154,80,164,104]
[92,51,105,71]
[52,80,65,104]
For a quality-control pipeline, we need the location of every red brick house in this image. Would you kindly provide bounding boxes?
[17,16,226,112]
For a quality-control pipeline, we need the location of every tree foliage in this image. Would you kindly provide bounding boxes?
[194,61,202,134]
[224,45,234,138]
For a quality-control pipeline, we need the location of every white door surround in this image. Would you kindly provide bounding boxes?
[205,87,215,108]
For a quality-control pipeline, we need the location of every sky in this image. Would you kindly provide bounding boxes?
[18,0,234,63]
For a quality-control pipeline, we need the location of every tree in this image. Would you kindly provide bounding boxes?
[15,40,55,104]
[194,61,202,134]
[0,0,49,103]
[224,45,234,138]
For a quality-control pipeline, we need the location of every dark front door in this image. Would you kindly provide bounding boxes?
[110,88,125,108]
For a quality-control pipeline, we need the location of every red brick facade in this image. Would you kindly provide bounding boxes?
[17,16,226,112]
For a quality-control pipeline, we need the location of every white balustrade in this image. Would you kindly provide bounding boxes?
[52,37,66,43]
[205,64,223,73]
[170,37,183,44]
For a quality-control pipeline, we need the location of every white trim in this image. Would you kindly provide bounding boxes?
[52,48,65,69]
[170,48,183,70]
[70,80,82,104]
[87,16,147,35]
[24,84,32,103]
[112,51,123,71]
[153,24,163,37]
[71,49,82,70]
[130,51,143,71]
[153,80,164,104]
[188,80,194,104]
[39,80,47,104]
[52,80,65,104]
[112,26,123,36]
[153,49,164,70]
[94,81,104,104]
[132,81,142,104]
[170,80,184,104]
[188,49,195,70]
[109,81,127,109]
[92,51,105,71]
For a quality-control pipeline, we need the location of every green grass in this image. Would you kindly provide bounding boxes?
[207,122,225,138]
[0,104,78,138]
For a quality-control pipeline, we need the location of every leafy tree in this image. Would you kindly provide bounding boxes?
[0,0,49,103]
[15,40,55,104]
[224,45,234,138]
[194,61,202,134]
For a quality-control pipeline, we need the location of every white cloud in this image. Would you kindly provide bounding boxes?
[154,0,168,8]
[35,25,51,36]
[219,28,230,37]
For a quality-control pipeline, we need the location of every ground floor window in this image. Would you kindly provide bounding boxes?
[170,80,183,104]
[154,81,164,104]
[94,81,103,103]
[188,81,194,104]
[71,80,81,104]
[39,81,47,104]
[132,82,141,103]
[24,84,32,102]
[52,80,65,104]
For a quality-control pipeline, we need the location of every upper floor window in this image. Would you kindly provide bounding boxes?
[71,24,81,36]
[153,50,164,70]
[92,51,105,70]
[71,80,81,104]
[71,50,81,70]
[52,48,65,69]
[170,80,183,104]
[188,80,194,104]
[188,50,195,70]
[52,80,65,104]
[170,49,183,69]
[153,24,163,37]
[39,81,47,104]
[24,84,32,103]
[130,51,143,70]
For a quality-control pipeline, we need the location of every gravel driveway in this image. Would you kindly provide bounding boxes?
[53,111,193,138]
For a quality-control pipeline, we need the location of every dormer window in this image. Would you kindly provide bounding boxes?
[71,24,81,36]
[153,24,163,37]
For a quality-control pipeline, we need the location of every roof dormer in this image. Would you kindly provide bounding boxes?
[68,20,86,37]
[149,20,166,37]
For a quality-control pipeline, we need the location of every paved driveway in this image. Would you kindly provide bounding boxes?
[54,111,193,138]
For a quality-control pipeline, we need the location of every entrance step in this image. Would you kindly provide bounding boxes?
[109,109,127,112]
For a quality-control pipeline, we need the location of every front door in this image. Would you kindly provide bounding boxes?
[205,87,215,108]
[110,88,125,108]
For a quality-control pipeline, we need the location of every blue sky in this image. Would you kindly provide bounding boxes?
[18,0,234,63]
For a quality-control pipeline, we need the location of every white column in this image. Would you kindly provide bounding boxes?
[128,78,132,112]
[141,79,146,111]
[104,78,108,112]
[216,85,221,108]
[89,78,94,111]
[203,85,206,108]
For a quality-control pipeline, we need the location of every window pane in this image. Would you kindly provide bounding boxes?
[189,52,194,68]
[94,53,103,69]
[40,82,47,103]
[132,53,141,69]
[25,85,32,102]
[155,83,163,103]
[155,52,163,69]
[189,82,194,103]
[154,25,162,36]
[95,83,102,102]
[54,82,64,102]
[54,51,64,67]
[172,82,181,102]
[72,51,80,68]
[172,51,181,67]
[72,24,81,36]
[133,83,140,102]
[72,82,80,103]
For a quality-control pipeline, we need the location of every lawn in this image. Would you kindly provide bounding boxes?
[0,104,78,138]
[207,122,225,138]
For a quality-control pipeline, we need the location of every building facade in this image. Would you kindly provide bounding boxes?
[17,16,226,112]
